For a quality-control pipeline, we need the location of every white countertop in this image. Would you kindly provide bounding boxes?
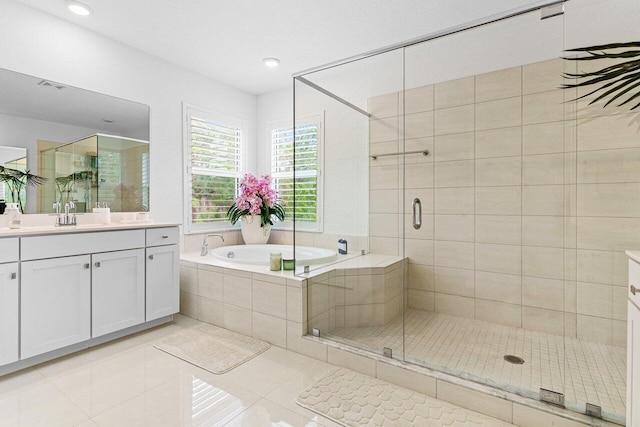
[626,250,640,264]
[0,221,180,238]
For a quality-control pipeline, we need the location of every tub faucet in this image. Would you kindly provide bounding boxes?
[201,234,224,256]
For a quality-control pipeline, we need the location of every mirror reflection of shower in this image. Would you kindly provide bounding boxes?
[37,134,149,213]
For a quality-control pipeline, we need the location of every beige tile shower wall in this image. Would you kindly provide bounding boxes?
[368,58,637,346]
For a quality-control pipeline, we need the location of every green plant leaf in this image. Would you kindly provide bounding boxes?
[566,42,640,52]
[563,41,640,112]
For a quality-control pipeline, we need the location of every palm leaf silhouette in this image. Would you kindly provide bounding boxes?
[562,41,640,110]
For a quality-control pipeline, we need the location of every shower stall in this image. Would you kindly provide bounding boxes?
[293,0,638,424]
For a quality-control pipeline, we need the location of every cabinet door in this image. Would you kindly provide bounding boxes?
[146,245,179,321]
[629,300,640,425]
[21,255,91,359]
[92,249,145,338]
[0,263,19,366]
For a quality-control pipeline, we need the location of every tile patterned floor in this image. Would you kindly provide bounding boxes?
[0,315,514,427]
[330,309,627,418]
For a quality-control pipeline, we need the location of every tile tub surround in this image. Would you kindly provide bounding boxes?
[368,57,637,346]
[307,258,404,331]
[179,257,306,350]
[179,251,402,351]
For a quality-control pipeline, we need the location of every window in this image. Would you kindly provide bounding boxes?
[270,117,322,231]
[184,105,245,233]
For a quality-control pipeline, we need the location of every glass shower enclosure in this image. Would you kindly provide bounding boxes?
[295,0,637,424]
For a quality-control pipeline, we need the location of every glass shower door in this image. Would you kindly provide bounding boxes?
[402,6,567,402]
[296,48,407,360]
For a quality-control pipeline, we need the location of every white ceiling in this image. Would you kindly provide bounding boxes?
[15,0,541,95]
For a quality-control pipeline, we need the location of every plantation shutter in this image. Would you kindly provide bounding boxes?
[189,114,243,225]
[271,122,318,223]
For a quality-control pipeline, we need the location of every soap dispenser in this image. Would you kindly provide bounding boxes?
[5,203,22,229]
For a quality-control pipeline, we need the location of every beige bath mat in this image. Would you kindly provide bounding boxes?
[296,368,515,427]
[154,323,270,374]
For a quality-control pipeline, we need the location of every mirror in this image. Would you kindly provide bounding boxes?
[0,68,150,213]
[0,145,27,213]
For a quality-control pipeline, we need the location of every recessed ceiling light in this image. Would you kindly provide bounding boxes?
[66,0,92,16]
[263,58,280,68]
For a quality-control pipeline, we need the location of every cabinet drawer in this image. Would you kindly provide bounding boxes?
[0,238,18,263]
[146,227,179,247]
[21,229,145,261]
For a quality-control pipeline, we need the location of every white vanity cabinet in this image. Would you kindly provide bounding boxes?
[20,255,91,359]
[92,249,145,338]
[0,224,179,373]
[145,227,179,321]
[20,229,146,359]
[628,256,640,426]
[0,238,19,366]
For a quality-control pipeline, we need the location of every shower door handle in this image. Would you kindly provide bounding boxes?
[412,198,422,230]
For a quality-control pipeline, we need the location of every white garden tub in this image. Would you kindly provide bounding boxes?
[211,244,337,266]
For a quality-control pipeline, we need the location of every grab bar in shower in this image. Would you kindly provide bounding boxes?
[370,150,429,160]
[412,198,422,230]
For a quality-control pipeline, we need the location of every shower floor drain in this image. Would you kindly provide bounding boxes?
[504,355,525,364]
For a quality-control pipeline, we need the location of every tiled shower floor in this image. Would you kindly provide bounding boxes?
[329,308,627,418]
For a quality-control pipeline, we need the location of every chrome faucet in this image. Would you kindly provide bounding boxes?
[56,201,77,226]
[201,234,224,256]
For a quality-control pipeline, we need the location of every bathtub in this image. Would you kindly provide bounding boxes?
[210,244,337,266]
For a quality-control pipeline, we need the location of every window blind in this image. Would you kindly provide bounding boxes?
[189,115,242,224]
[271,122,318,223]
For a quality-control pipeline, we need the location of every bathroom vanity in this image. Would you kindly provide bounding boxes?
[0,223,179,374]
[626,251,640,426]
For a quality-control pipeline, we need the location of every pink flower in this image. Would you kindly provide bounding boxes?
[233,173,278,215]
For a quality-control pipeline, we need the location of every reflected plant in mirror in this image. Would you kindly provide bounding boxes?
[0,67,150,213]
[0,165,46,213]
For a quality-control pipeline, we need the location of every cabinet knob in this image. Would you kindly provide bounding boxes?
[94,262,101,268]
[632,285,638,296]
[84,263,90,269]
[149,255,154,260]
[162,235,169,239]
[10,272,16,280]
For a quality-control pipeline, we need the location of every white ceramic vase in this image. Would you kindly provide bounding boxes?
[241,215,271,244]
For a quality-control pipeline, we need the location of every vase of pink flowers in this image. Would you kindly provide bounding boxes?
[226,173,285,244]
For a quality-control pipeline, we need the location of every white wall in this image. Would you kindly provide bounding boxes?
[0,0,257,223]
